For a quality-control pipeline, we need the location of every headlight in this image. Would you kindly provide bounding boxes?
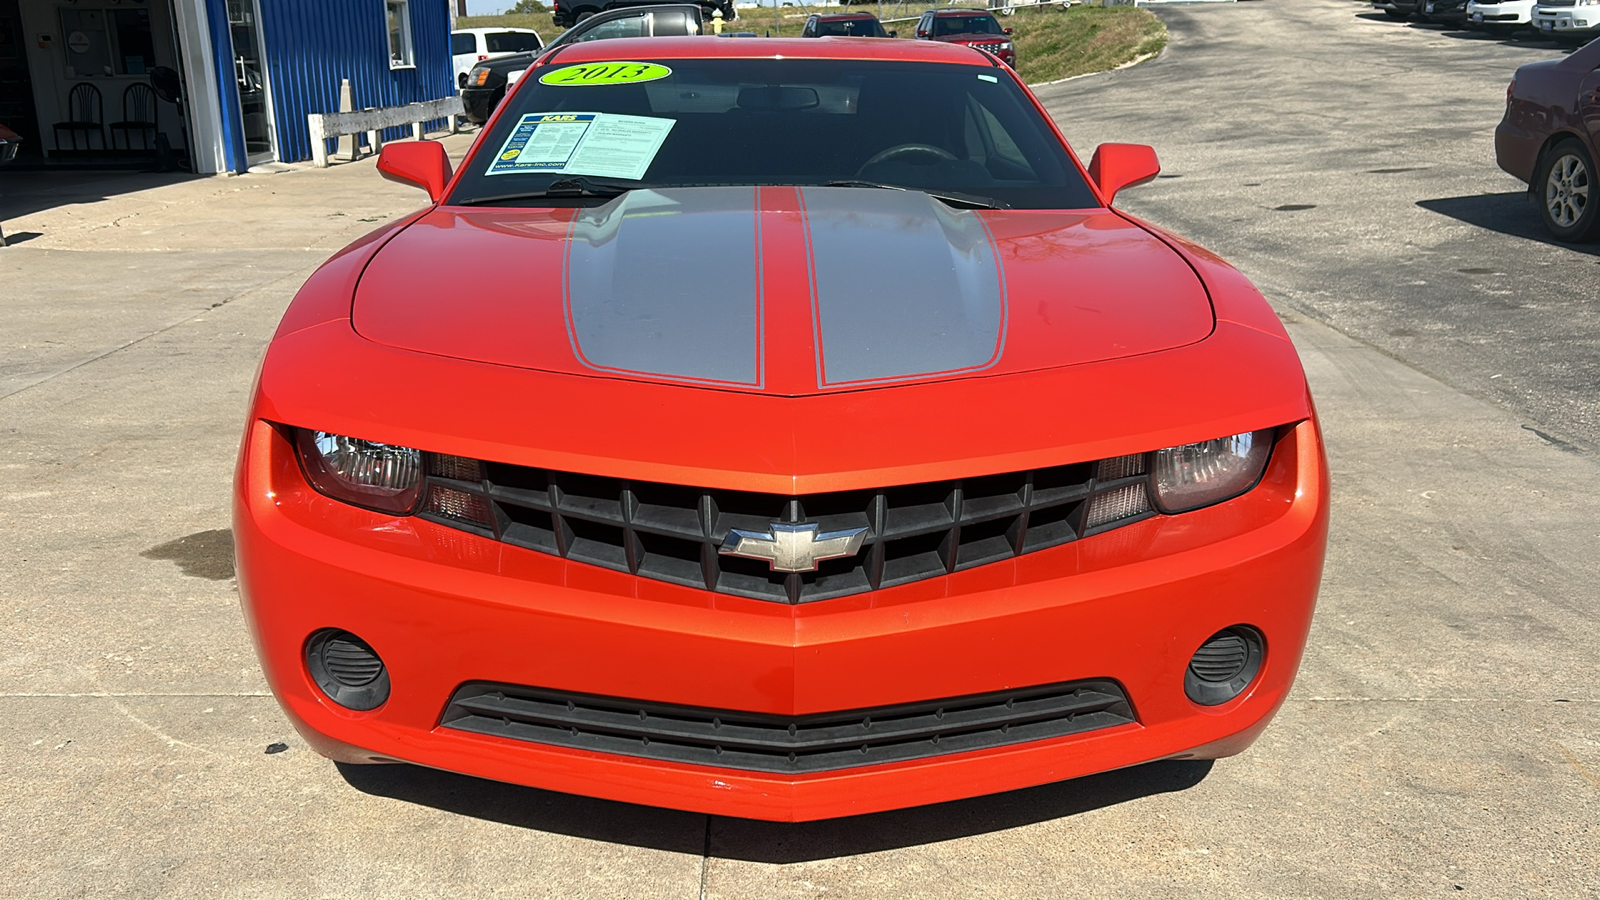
[1150,430,1276,514]
[294,429,422,514]
[997,41,1013,50]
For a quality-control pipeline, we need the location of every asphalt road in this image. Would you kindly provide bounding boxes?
[1,4,1597,897]
[1040,0,1600,453]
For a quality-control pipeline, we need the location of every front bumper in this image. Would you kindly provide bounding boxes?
[460,86,500,124]
[1467,3,1532,23]
[1532,9,1600,32]
[236,413,1329,821]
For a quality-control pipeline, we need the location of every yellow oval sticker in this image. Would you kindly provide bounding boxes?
[539,62,672,86]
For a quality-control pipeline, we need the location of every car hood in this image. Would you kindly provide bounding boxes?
[352,186,1213,396]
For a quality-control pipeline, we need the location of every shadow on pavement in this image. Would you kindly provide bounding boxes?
[1418,191,1600,257]
[141,528,236,581]
[338,757,1213,862]
[0,169,201,222]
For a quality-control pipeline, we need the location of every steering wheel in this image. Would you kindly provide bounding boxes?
[858,143,958,174]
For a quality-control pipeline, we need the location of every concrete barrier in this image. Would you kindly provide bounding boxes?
[307,96,466,168]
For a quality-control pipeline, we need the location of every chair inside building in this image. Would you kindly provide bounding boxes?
[110,83,159,153]
[53,83,104,153]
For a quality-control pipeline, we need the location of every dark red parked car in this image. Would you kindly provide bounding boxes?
[913,9,1015,68]
[800,12,894,38]
[1494,36,1600,241]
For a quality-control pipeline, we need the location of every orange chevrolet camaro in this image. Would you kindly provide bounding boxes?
[234,36,1329,821]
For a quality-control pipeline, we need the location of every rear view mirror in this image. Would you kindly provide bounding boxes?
[1087,143,1160,207]
[737,86,819,111]
[377,141,453,203]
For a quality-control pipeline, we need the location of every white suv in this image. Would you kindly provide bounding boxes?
[1465,0,1535,30]
[1532,0,1600,38]
[450,28,544,89]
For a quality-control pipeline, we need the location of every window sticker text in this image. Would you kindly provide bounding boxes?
[484,112,676,181]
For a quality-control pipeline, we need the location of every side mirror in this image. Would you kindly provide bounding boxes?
[1003,27,1013,34]
[888,29,897,37]
[377,141,453,203]
[916,28,927,37]
[1087,143,1159,207]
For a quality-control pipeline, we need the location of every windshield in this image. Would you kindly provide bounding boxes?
[448,58,1097,210]
[932,16,1003,37]
[815,19,887,37]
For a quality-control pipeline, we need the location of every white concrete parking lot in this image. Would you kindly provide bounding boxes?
[2,2,1597,897]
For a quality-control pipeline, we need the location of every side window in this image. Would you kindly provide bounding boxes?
[487,32,543,52]
[386,0,414,68]
[801,18,814,37]
[976,102,1032,176]
[576,15,649,42]
[962,99,986,164]
[450,33,475,56]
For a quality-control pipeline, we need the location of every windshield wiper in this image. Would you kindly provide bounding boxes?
[455,176,647,206]
[824,180,1009,210]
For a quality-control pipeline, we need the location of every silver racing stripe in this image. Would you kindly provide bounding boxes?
[564,187,762,386]
[801,186,1006,386]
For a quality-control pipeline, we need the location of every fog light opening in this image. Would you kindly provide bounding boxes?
[1184,626,1264,707]
[306,629,391,711]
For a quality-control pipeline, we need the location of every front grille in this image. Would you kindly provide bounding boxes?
[414,450,1156,604]
[441,680,1136,773]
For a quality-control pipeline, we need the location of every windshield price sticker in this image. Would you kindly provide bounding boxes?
[539,62,672,86]
[485,112,675,180]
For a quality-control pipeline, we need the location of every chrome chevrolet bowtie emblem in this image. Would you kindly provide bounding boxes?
[719,522,869,573]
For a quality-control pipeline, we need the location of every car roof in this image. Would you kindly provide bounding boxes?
[452,27,541,35]
[547,35,993,64]
[813,12,881,19]
[927,8,996,14]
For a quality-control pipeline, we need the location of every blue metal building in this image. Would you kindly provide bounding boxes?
[0,0,452,174]
[204,0,453,173]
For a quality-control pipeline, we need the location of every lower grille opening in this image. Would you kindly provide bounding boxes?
[440,679,1136,773]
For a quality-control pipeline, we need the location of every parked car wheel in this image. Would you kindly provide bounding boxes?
[1537,139,1599,242]
[458,72,469,90]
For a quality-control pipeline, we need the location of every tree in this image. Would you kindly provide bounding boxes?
[509,0,548,12]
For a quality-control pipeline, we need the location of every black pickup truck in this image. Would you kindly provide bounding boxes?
[460,4,706,125]
[553,0,732,29]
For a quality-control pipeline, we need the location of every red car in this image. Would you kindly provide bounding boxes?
[1495,36,1600,241]
[235,37,1329,822]
[801,12,894,38]
[914,8,1016,68]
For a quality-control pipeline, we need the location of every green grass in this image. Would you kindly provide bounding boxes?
[1004,5,1167,84]
[457,3,1166,84]
[456,13,552,30]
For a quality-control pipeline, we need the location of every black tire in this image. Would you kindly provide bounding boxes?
[576,9,596,22]
[458,72,468,90]
[1535,138,1600,242]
